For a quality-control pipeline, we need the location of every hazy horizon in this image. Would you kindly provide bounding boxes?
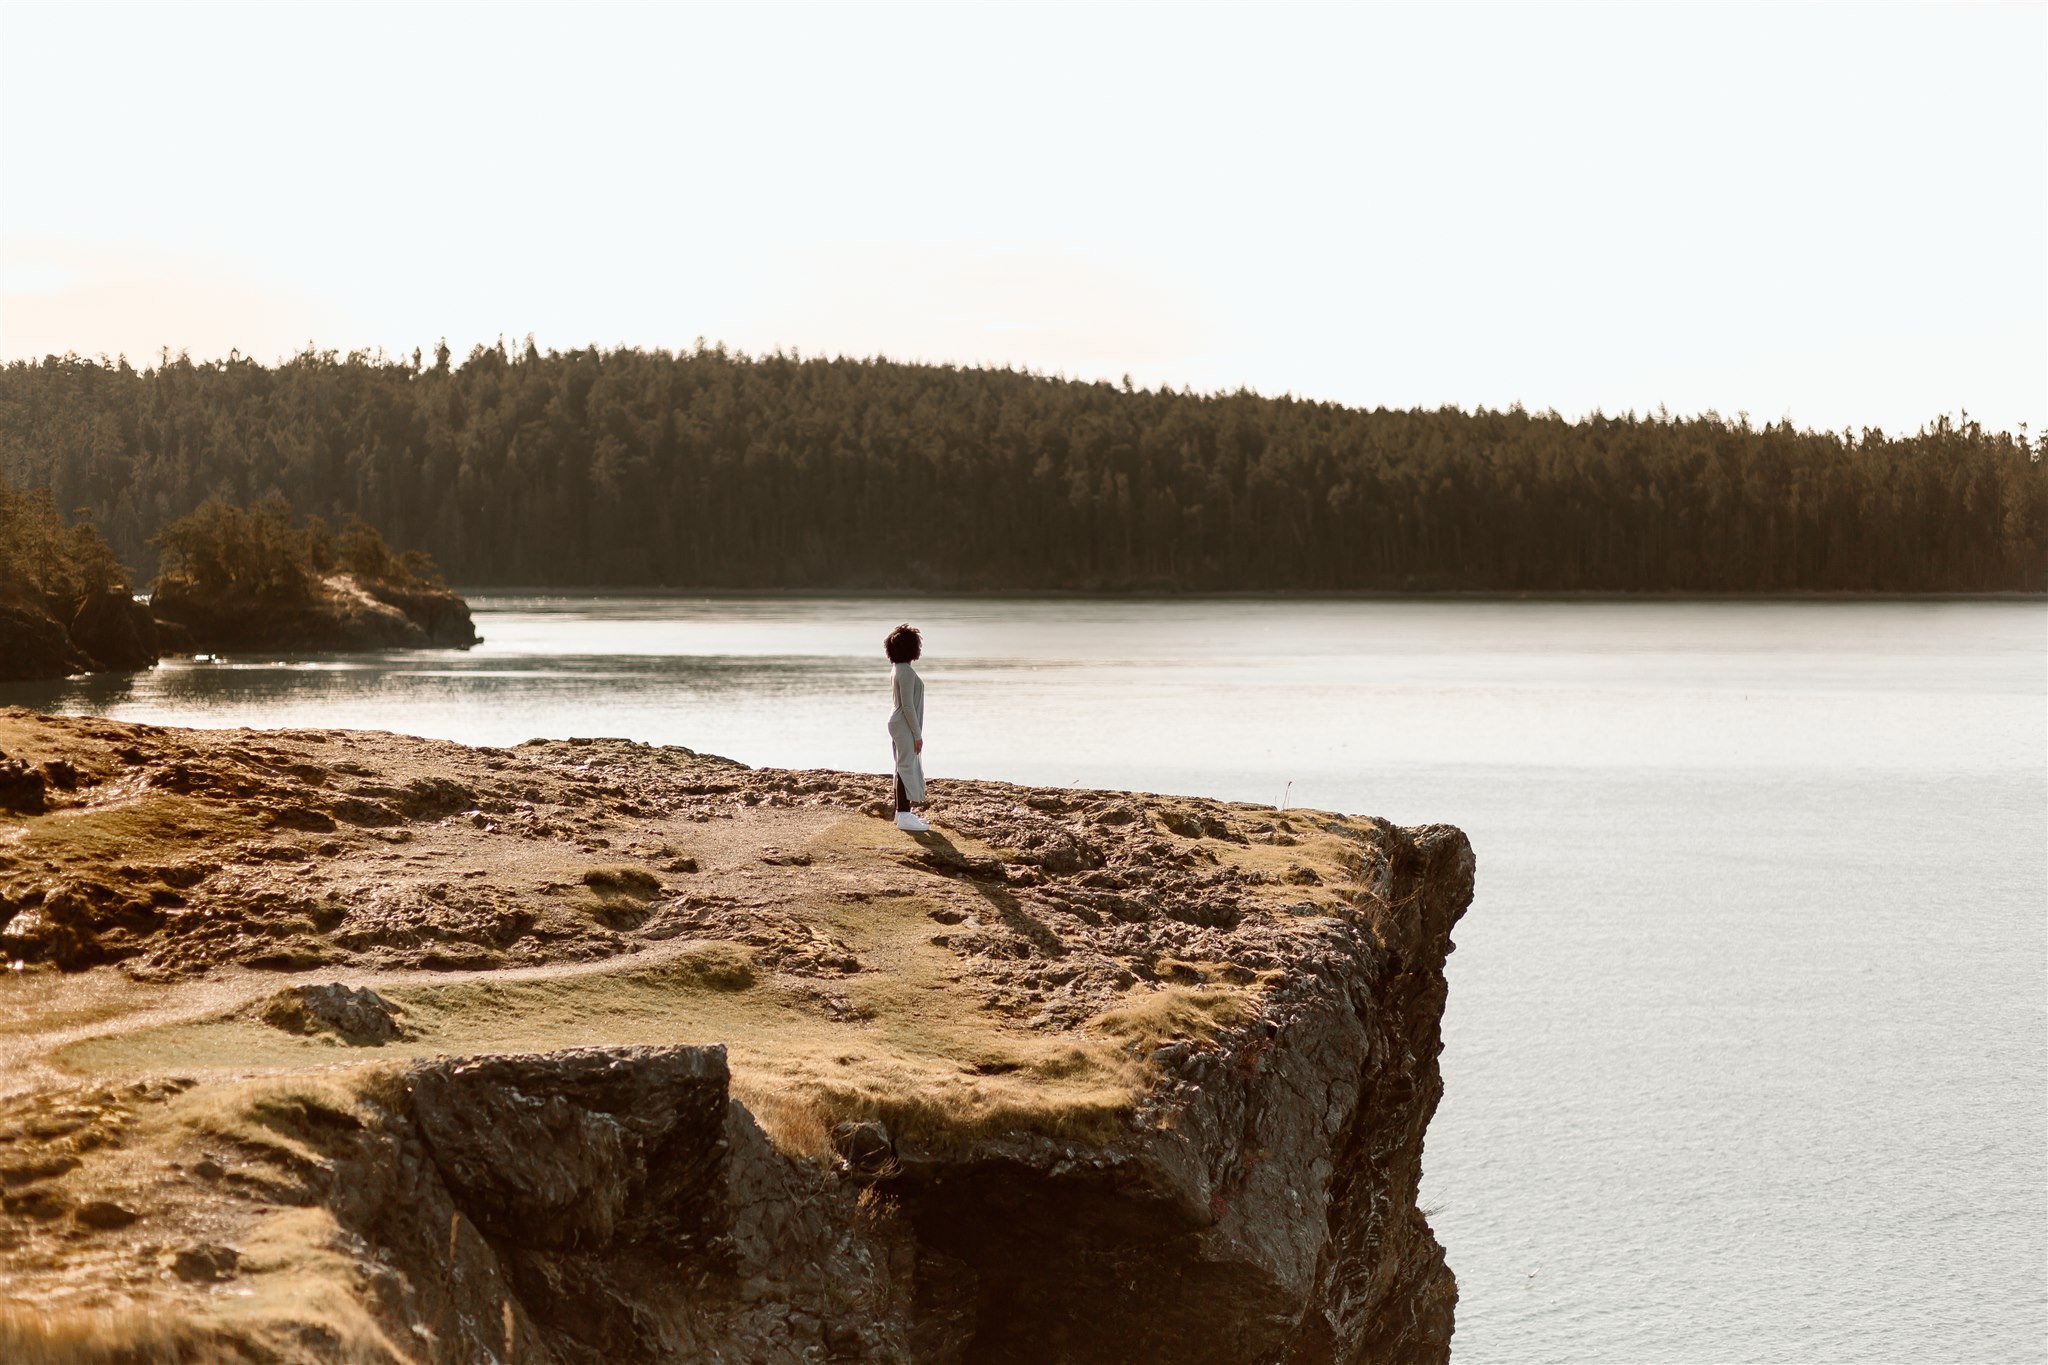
[4,2,2044,437]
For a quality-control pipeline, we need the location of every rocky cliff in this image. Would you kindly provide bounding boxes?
[0,573,475,683]
[0,586,160,683]
[0,709,1471,1364]
[149,570,479,653]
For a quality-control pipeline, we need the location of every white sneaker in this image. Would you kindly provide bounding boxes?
[894,811,930,832]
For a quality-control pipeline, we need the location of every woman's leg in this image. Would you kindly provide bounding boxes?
[895,774,910,812]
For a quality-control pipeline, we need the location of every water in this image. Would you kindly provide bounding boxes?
[8,595,2044,1363]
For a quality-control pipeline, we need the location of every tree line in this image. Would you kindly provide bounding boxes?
[152,492,447,604]
[0,474,127,607]
[1,344,2040,593]
[3,466,444,619]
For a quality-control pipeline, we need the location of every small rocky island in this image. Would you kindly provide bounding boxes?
[0,483,475,681]
[0,478,160,681]
[0,709,1472,1363]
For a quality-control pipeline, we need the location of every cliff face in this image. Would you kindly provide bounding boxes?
[0,710,1470,1364]
[0,586,158,682]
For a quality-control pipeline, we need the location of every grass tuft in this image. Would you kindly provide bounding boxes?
[175,1069,388,1171]
[1089,985,1256,1053]
[0,1305,209,1365]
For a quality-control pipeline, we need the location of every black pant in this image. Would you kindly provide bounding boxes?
[894,775,910,812]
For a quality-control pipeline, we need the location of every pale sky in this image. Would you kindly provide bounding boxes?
[3,1,2043,436]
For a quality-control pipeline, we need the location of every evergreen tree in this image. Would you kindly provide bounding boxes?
[1,347,2039,593]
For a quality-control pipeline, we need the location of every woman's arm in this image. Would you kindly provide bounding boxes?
[894,671,923,747]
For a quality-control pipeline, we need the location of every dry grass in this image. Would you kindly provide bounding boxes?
[0,969,171,1044]
[0,1225,405,1365]
[0,1072,418,1365]
[1200,818,1371,915]
[64,913,1261,1159]
[172,1068,391,1171]
[853,1183,899,1226]
[732,1076,836,1159]
[0,1304,214,1365]
[32,803,1316,1170]
[14,791,265,871]
[221,1206,409,1362]
[1088,984,1256,1052]
[651,941,756,991]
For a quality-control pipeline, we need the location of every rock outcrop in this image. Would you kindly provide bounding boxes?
[149,569,479,652]
[0,584,159,681]
[256,982,410,1045]
[0,585,77,681]
[0,711,1473,1363]
[0,567,474,681]
[66,588,162,671]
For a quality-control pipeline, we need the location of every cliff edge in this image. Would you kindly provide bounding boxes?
[0,709,1471,1364]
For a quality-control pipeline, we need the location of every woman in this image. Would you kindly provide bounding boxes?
[885,623,928,832]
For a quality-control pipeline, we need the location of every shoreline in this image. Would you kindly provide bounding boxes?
[450,585,2048,603]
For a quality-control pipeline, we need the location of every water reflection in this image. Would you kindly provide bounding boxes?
[7,667,142,714]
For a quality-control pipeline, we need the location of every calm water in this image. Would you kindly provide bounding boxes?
[9,596,2045,1363]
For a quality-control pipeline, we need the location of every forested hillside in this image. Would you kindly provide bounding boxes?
[0,473,126,607]
[2,345,2041,592]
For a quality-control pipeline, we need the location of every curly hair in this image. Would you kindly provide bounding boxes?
[884,623,922,663]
